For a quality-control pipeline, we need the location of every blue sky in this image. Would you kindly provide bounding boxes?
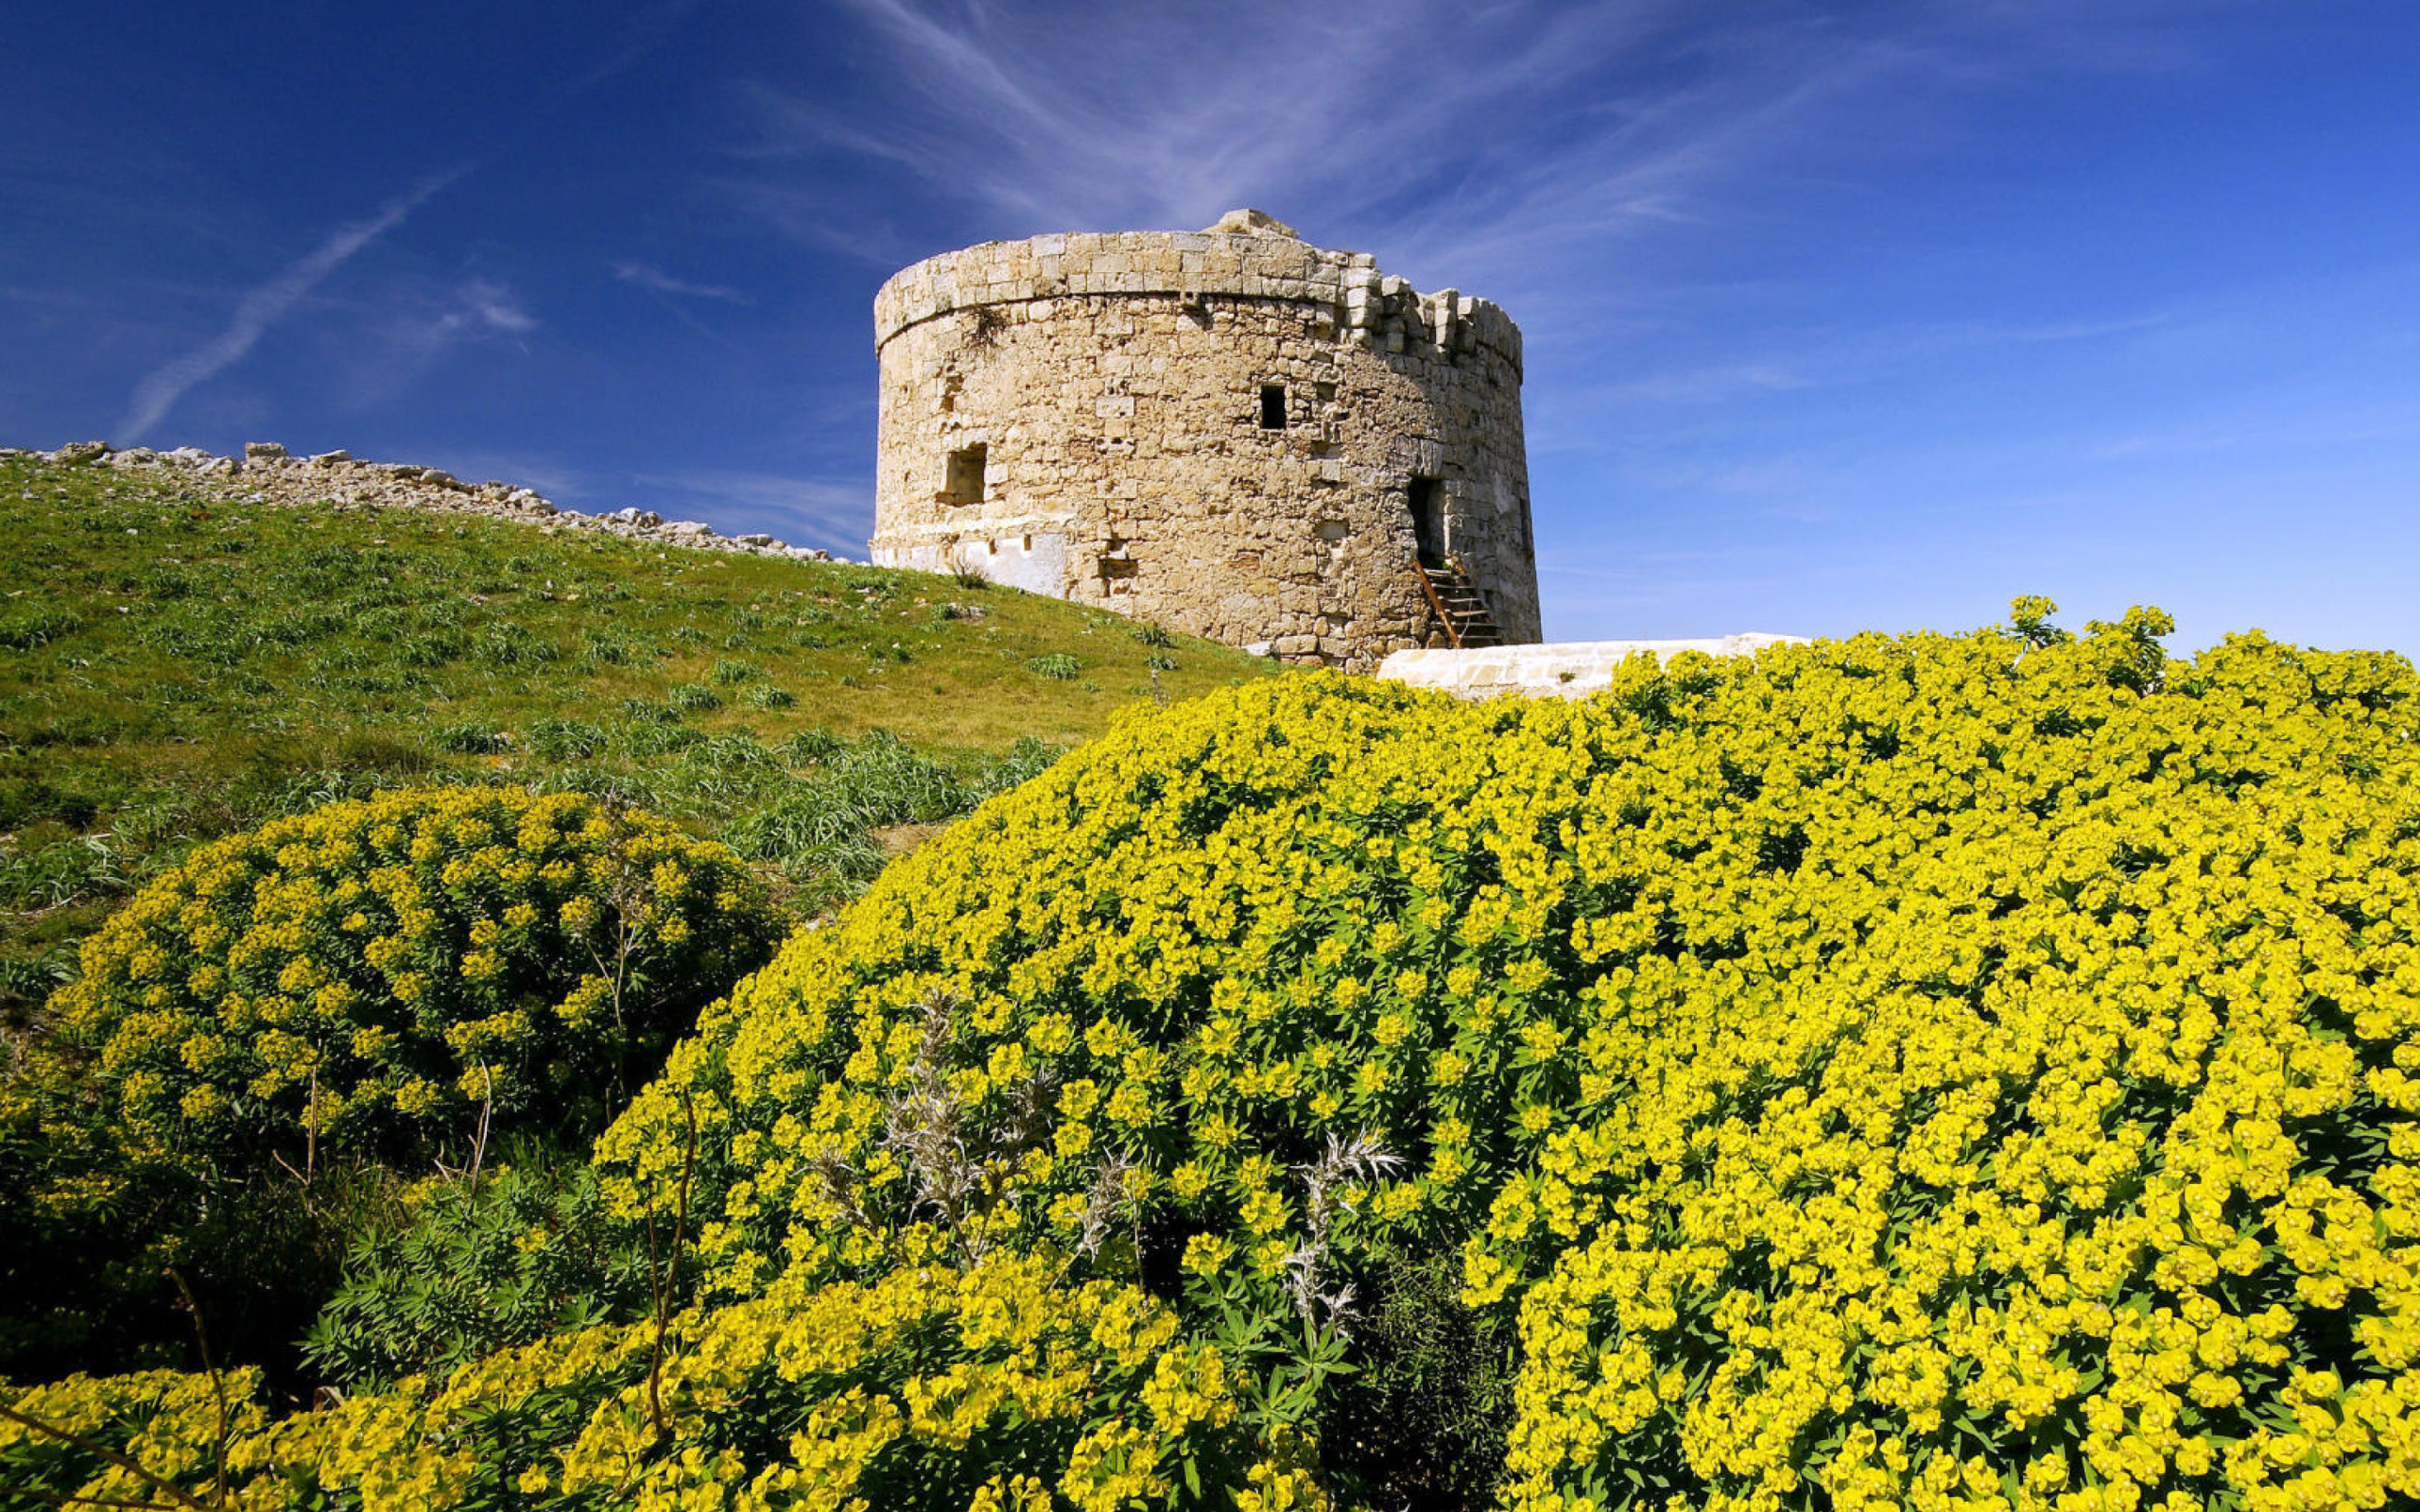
[5,1,2417,652]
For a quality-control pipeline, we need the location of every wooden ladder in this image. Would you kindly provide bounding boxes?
[1415,555,1505,648]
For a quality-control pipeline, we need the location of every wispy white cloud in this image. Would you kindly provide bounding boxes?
[382,278,539,360]
[325,276,538,409]
[737,0,2196,304]
[116,175,458,440]
[613,260,752,303]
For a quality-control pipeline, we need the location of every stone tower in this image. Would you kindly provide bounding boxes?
[869,209,1540,669]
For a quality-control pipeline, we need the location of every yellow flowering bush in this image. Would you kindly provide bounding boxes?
[2,1251,1297,1512]
[9,602,2419,1511]
[0,786,779,1383]
[13,786,781,1188]
[589,603,2418,1508]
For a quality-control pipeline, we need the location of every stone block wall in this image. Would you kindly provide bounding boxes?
[869,211,1541,670]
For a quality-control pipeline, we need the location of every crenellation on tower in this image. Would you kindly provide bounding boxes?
[870,211,1541,669]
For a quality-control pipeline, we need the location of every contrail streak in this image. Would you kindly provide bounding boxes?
[116,175,456,441]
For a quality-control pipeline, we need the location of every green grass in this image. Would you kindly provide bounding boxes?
[0,454,1274,1022]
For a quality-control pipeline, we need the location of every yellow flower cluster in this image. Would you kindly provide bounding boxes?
[2,1251,1297,1511]
[7,786,778,1203]
[11,603,2418,1510]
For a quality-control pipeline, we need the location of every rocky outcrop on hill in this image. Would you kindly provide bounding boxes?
[0,441,846,564]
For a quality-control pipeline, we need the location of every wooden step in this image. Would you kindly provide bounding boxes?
[1412,555,1507,650]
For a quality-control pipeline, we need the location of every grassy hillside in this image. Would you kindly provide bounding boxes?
[0,452,1273,1021]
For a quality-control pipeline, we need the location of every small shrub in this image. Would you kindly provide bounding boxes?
[0,608,83,651]
[0,943,75,1024]
[968,734,1060,799]
[430,722,510,756]
[0,787,780,1382]
[669,683,722,713]
[473,627,559,666]
[523,716,608,760]
[0,833,127,912]
[616,720,705,758]
[740,683,795,710]
[302,1150,649,1389]
[1025,652,1081,680]
[782,728,843,764]
[1147,652,1180,671]
[709,658,757,685]
[14,786,780,1187]
[397,630,465,668]
[1132,620,1176,648]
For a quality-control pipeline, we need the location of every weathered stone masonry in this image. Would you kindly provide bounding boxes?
[869,210,1542,670]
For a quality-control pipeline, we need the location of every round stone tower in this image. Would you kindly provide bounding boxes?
[870,209,1540,669]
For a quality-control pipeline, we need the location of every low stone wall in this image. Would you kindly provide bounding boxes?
[1377,634,1806,699]
[1,441,850,563]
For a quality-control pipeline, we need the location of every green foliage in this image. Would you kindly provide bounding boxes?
[430,722,510,756]
[302,1149,650,1390]
[0,607,82,651]
[1025,652,1082,680]
[724,730,1062,910]
[1316,1247,1515,1510]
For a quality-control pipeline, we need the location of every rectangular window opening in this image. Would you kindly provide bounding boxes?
[942,443,987,506]
[1258,385,1288,430]
[1408,476,1444,568]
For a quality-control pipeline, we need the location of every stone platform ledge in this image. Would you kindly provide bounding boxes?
[1376,634,1806,699]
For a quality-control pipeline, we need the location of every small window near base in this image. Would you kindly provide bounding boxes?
[1258,385,1288,430]
[942,443,987,506]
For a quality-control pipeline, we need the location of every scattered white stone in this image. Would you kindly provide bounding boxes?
[244,441,287,459]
